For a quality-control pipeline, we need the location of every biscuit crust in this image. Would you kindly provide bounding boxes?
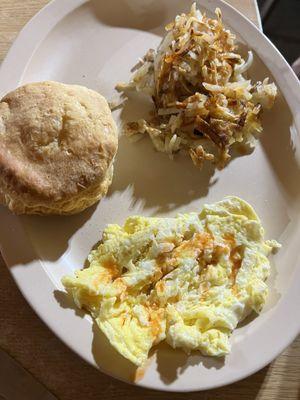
[0,81,118,214]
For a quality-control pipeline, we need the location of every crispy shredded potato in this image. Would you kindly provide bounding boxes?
[117,3,277,169]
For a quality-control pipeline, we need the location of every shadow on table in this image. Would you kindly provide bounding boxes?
[208,364,270,399]
[274,337,300,400]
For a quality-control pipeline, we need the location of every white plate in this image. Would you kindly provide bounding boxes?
[0,0,300,392]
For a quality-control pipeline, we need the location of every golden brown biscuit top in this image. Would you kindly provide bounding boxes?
[0,81,118,201]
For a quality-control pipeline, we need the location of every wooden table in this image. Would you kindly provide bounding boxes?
[0,1,299,399]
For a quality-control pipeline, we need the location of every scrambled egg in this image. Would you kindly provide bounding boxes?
[62,197,279,366]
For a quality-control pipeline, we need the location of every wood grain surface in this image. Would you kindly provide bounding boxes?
[0,1,299,400]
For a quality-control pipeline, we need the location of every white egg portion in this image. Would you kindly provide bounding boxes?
[62,196,280,366]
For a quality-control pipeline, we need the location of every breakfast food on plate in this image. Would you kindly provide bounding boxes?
[117,4,277,169]
[62,196,280,366]
[0,81,118,215]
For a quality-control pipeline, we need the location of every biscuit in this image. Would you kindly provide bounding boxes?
[0,81,118,215]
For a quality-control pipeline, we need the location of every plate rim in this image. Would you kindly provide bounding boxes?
[0,0,300,392]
